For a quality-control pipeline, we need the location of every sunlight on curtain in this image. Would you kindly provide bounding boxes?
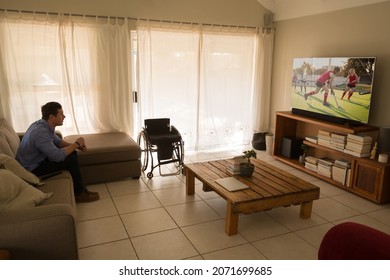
[198,32,255,150]
[252,29,275,133]
[137,24,261,151]
[137,27,200,148]
[0,12,133,135]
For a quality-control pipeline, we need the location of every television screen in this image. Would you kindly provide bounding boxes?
[291,57,376,125]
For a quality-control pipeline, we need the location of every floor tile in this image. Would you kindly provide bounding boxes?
[181,220,248,254]
[185,151,218,162]
[77,216,128,248]
[107,179,149,197]
[312,197,360,222]
[238,212,290,242]
[131,228,198,260]
[331,192,386,213]
[121,208,177,237]
[287,169,318,182]
[334,214,390,235]
[265,205,328,231]
[143,175,185,191]
[204,197,227,217]
[76,197,118,221]
[76,148,390,260]
[112,191,162,214]
[311,179,348,197]
[78,239,137,260]
[367,206,390,227]
[152,186,201,206]
[202,243,266,260]
[252,233,318,260]
[195,183,221,200]
[294,223,335,248]
[165,200,221,227]
[266,160,295,171]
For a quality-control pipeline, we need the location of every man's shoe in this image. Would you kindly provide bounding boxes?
[323,101,330,107]
[76,189,100,203]
[85,189,99,196]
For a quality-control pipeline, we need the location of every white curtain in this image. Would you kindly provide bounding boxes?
[252,28,275,133]
[0,11,133,135]
[137,23,272,151]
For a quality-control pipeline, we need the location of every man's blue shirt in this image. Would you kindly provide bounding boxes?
[16,119,67,171]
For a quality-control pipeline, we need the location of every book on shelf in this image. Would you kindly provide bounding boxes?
[330,133,346,151]
[343,149,371,158]
[305,136,318,144]
[332,165,349,185]
[318,157,335,166]
[304,162,318,172]
[317,130,332,148]
[346,169,351,187]
[346,133,373,144]
[305,156,318,165]
[318,139,331,148]
[345,142,371,152]
[331,133,347,141]
[317,157,334,178]
[334,159,352,168]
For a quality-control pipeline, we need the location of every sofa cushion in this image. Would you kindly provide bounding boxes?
[0,118,20,158]
[38,171,75,207]
[0,169,52,213]
[64,132,141,165]
[0,154,41,186]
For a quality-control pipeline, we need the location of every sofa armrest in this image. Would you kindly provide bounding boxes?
[0,204,78,260]
[18,130,62,140]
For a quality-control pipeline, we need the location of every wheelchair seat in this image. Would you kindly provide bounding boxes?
[137,118,184,178]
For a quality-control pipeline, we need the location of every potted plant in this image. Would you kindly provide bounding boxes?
[239,149,257,177]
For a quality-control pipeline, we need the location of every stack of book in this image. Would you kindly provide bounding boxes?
[226,156,247,175]
[305,136,318,144]
[317,157,335,178]
[317,130,331,148]
[330,133,346,151]
[304,156,318,172]
[332,159,352,185]
[344,134,373,157]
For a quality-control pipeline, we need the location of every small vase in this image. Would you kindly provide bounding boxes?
[239,163,254,177]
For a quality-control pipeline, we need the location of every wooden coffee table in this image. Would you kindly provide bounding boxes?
[184,158,320,235]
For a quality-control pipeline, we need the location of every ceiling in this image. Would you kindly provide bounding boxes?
[257,0,390,21]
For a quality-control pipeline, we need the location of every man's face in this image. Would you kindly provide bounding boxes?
[53,109,66,126]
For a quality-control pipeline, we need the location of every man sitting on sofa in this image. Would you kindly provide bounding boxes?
[16,101,99,203]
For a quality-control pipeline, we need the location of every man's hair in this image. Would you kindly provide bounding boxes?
[334,66,340,73]
[41,102,62,120]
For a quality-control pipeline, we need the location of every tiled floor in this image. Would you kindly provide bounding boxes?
[76,146,390,260]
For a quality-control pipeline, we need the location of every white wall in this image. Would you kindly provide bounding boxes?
[271,1,390,128]
[0,0,267,27]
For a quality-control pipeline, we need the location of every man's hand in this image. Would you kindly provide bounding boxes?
[75,137,87,151]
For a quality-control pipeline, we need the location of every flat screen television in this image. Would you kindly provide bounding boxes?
[290,57,376,126]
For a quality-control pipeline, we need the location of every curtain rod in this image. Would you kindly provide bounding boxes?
[0,8,261,31]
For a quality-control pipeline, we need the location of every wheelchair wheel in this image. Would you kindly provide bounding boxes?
[147,172,153,179]
[137,131,149,172]
[172,140,185,168]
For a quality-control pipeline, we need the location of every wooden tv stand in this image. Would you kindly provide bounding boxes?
[273,111,390,204]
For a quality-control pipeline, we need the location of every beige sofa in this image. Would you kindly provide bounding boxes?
[0,118,77,259]
[0,170,78,260]
[64,132,141,185]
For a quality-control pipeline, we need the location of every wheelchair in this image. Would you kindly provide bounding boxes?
[137,118,184,179]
